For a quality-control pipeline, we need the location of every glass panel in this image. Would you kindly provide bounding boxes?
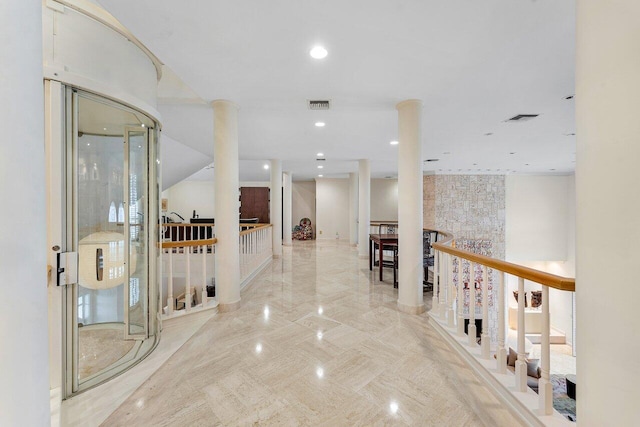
[127,128,148,337]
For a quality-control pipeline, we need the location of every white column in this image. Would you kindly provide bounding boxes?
[577,2,640,422]
[357,159,370,258]
[396,99,425,314]
[0,2,49,425]
[212,100,241,311]
[270,160,283,257]
[283,171,292,246]
[349,172,358,246]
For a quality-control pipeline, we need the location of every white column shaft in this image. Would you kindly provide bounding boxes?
[213,100,241,310]
[576,2,640,421]
[0,2,49,425]
[349,172,359,246]
[357,160,371,257]
[270,160,283,256]
[396,99,424,314]
[283,172,292,246]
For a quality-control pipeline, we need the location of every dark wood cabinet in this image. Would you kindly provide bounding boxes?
[240,187,270,223]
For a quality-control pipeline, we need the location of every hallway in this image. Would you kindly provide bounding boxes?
[102,240,521,426]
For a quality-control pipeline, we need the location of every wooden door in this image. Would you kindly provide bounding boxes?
[240,187,270,223]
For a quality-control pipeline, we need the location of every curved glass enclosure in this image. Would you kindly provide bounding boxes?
[63,88,160,396]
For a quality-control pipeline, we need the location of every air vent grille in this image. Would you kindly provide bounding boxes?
[308,100,330,110]
[506,114,539,122]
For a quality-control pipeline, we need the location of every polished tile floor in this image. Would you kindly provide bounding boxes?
[101,240,522,426]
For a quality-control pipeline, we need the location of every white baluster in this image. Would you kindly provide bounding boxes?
[185,246,191,311]
[432,249,439,311]
[539,285,552,414]
[457,256,465,336]
[167,248,174,316]
[481,265,490,358]
[497,271,507,373]
[515,277,527,392]
[468,262,477,346]
[447,255,455,327]
[201,244,208,306]
[439,254,448,318]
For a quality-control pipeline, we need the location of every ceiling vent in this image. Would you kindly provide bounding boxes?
[308,100,330,110]
[506,114,539,122]
[316,158,326,161]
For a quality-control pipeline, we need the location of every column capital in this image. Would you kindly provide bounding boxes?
[211,99,239,109]
[396,99,423,110]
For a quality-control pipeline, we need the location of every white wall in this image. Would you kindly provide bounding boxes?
[505,174,576,344]
[292,181,316,236]
[163,180,270,221]
[1,3,49,425]
[163,181,215,220]
[506,175,573,261]
[370,179,398,221]
[315,178,350,239]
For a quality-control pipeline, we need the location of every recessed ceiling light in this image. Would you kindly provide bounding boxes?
[390,140,399,145]
[317,165,323,169]
[318,174,323,177]
[141,124,145,127]
[317,152,324,157]
[263,164,269,170]
[310,46,328,59]
[103,127,107,131]
[315,122,325,127]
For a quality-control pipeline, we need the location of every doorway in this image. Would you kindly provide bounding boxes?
[62,89,160,396]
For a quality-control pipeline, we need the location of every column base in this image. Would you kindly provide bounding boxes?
[397,301,426,315]
[218,299,241,312]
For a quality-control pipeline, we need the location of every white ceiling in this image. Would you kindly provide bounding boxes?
[98,0,576,182]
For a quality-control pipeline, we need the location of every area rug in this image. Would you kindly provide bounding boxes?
[550,374,577,422]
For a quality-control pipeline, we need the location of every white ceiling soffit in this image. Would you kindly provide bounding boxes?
[161,133,212,189]
[99,0,576,181]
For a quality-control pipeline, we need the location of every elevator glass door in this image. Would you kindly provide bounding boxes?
[66,90,157,395]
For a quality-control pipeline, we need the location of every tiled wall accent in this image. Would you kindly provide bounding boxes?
[423,175,435,228]
[424,174,506,344]
[434,175,505,259]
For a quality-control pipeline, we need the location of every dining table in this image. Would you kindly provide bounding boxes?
[369,234,398,281]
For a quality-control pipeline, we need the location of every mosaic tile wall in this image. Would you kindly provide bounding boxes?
[423,175,436,228]
[424,174,506,345]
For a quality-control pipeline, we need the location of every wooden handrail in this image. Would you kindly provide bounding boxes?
[431,239,575,292]
[239,224,272,236]
[162,238,217,249]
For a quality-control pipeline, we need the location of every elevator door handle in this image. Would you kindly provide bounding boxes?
[96,248,104,281]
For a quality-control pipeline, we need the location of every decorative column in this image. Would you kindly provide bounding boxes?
[0,2,49,425]
[212,100,241,311]
[270,159,283,257]
[576,2,640,422]
[357,160,370,258]
[396,99,425,314]
[349,172,358,246]
[283,171,292,246]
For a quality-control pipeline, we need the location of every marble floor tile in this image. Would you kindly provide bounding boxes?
[98,240,524,427]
